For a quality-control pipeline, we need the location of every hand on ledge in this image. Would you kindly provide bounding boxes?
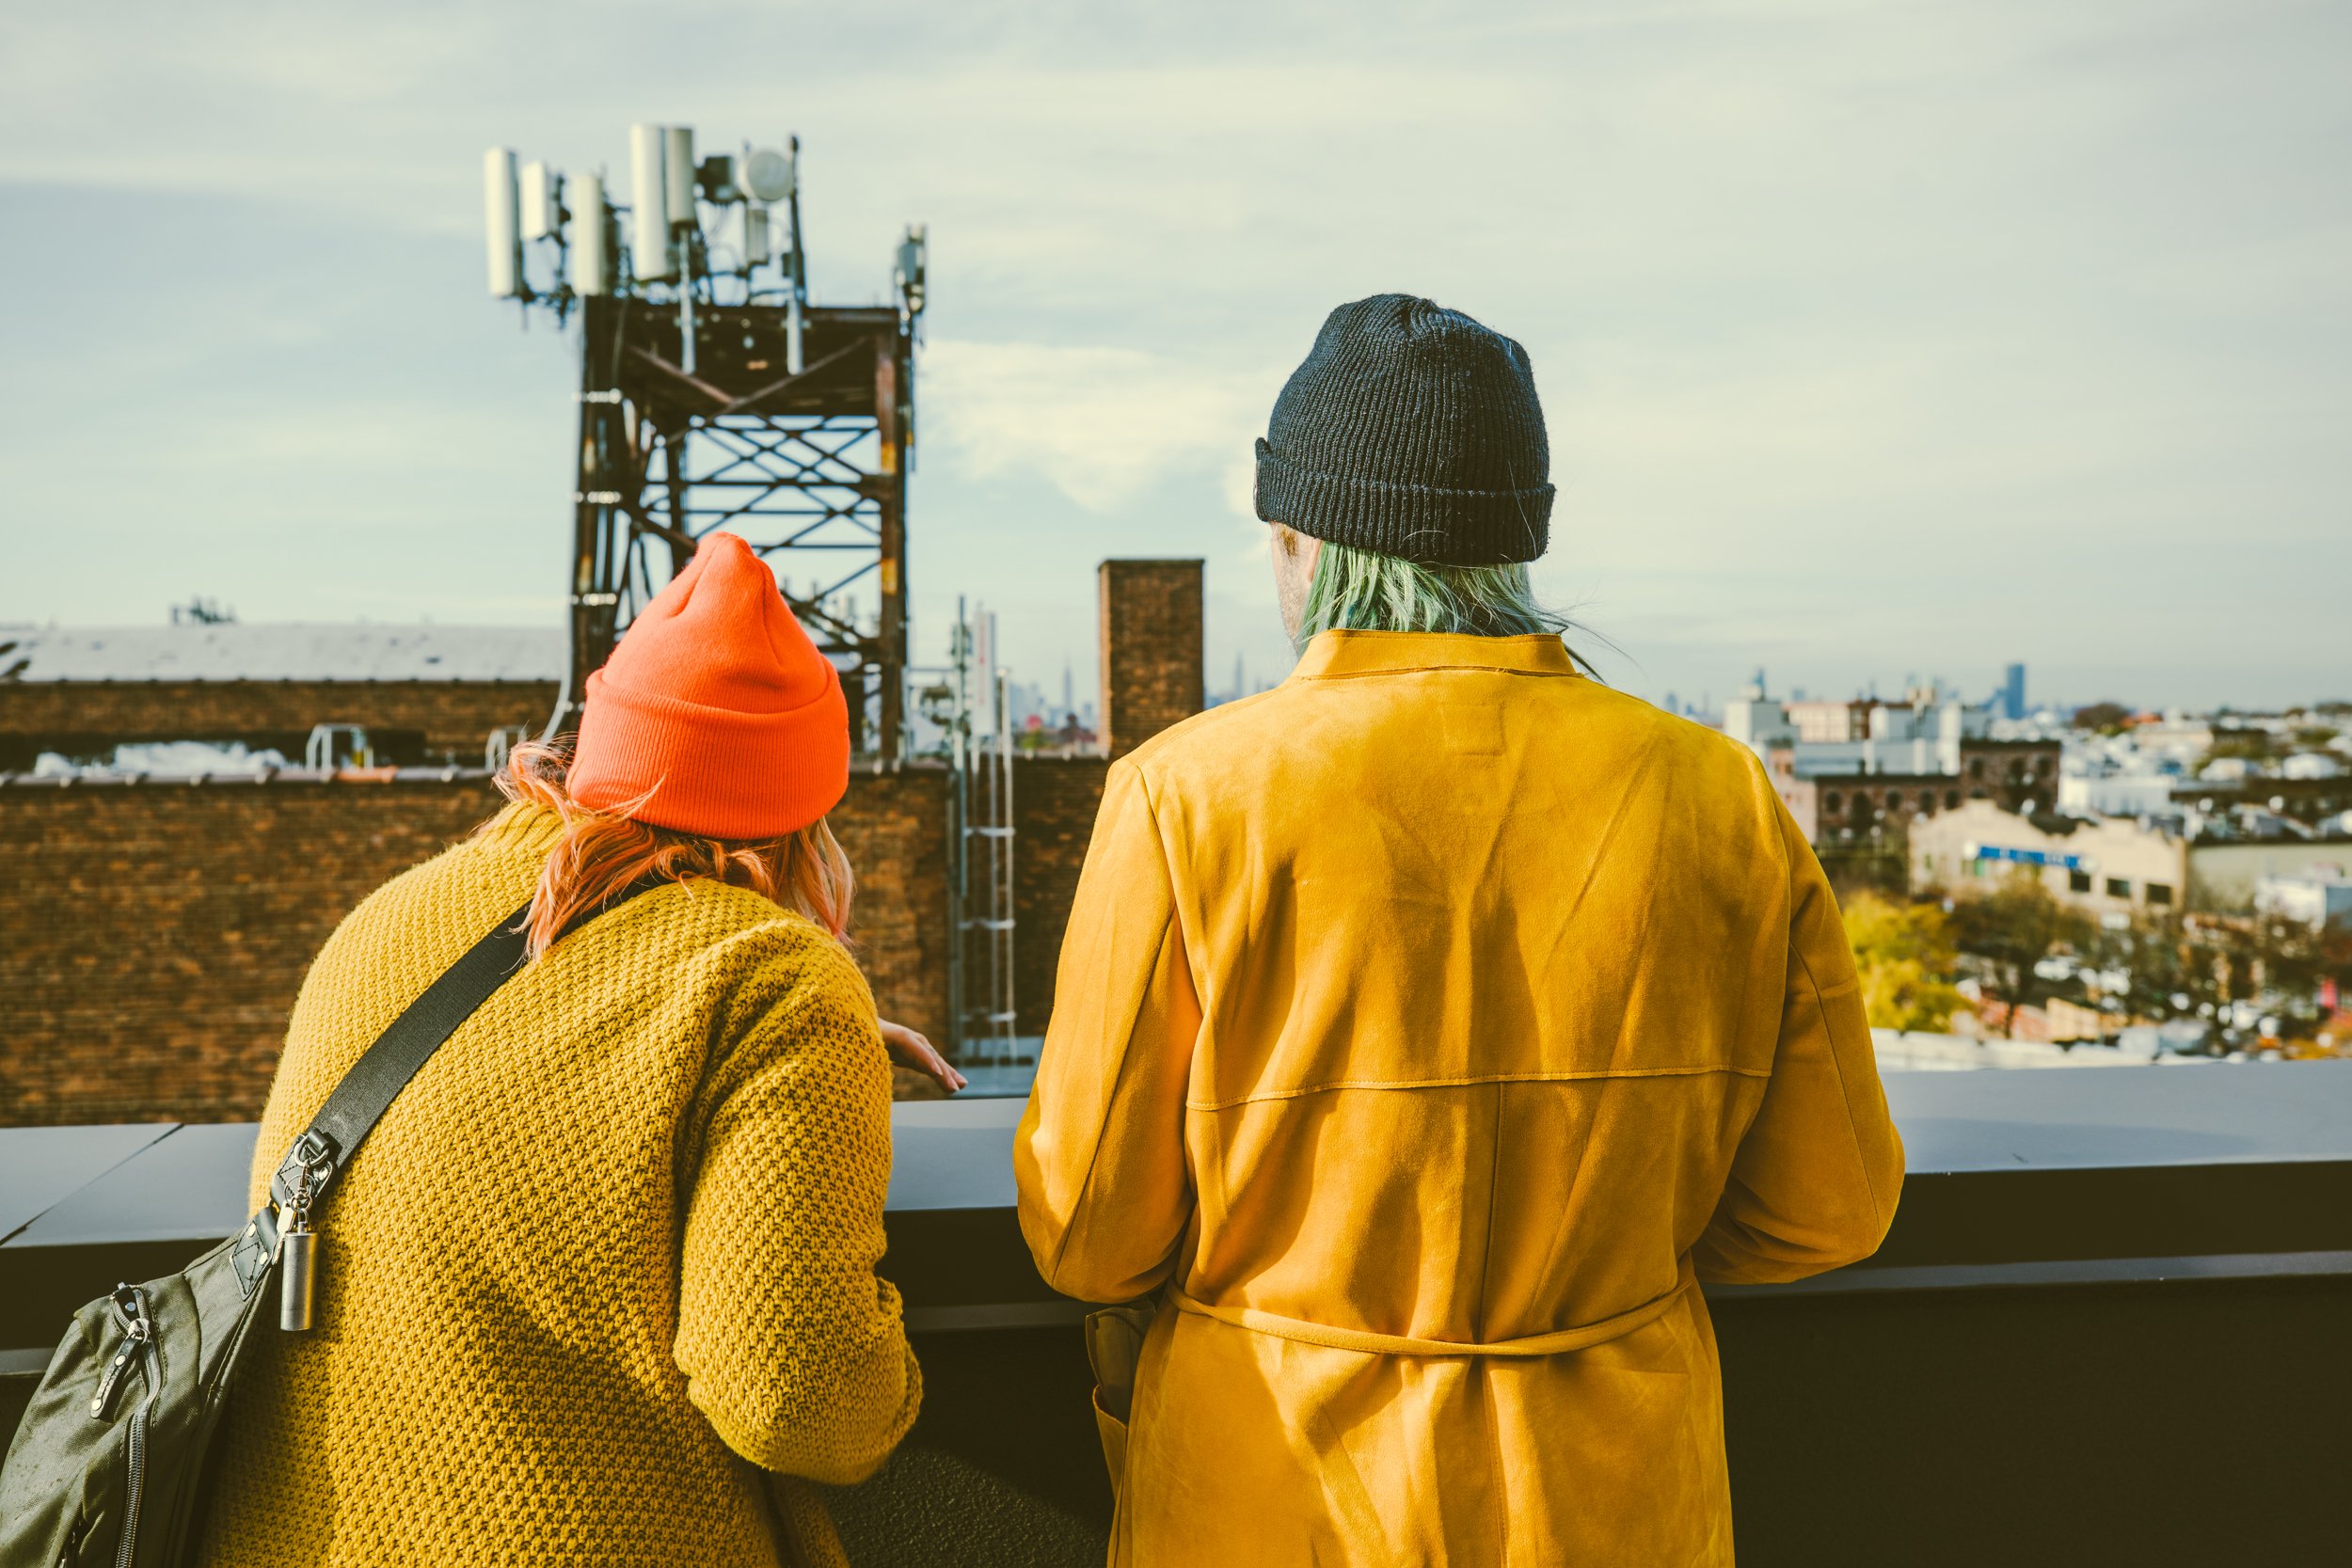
[881,1020,967,1096]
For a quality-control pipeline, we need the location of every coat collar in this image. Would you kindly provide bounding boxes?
[1289,629,1581,681]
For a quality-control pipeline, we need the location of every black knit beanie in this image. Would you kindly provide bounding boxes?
[1253,293,1552,566]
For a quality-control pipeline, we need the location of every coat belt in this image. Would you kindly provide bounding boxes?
[1166,1258,1697,1358]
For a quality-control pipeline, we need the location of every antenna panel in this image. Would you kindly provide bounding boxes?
[663,127,697,226]
[518,160,556,240]
[484,148,522,298]
[574,171,610,295]
[629,124,675,281]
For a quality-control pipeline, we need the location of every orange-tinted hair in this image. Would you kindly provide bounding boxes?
[485,738,854,960]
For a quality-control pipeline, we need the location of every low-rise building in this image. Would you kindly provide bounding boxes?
[2255,871,2352,930]
[1727,677,2058,852]
[2058,732,2190,817]
[2059,767,2183,817]
[1912,800,2352,914]
[0,623,564,770]
[1911,801,2187,913]
[1726,677,1971,776]
[2170,771,2352,830]
[1796,766,1968,847]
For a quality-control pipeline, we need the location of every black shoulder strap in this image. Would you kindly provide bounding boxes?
[264,879,664,1214]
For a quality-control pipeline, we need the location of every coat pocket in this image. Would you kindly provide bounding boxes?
[1083,1303,1155,1502]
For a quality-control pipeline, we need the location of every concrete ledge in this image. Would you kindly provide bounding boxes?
[0,768,496,788]
[6,1064,2348,1566]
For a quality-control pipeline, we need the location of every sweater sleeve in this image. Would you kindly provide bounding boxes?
[1014,759,1203,1304]
[673,935,920,1485]
[1693,796,1906,1285]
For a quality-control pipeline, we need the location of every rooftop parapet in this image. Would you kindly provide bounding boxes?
[5,1064,2347,1566]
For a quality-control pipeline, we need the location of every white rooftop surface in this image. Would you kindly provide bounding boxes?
[0,624,564,682]
[1872,1029,2169,1072]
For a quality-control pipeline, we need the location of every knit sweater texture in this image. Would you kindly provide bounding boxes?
[194,802,919,1568]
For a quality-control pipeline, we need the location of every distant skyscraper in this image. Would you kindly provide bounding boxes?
[2001,662,2026,721]
[1061,658,1075,721]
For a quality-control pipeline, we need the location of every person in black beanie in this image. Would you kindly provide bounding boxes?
[1019,293,1902,1567]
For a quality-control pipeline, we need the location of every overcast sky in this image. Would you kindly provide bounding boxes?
[2,0,2346,713]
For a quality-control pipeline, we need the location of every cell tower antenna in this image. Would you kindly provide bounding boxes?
[483,125,930,760]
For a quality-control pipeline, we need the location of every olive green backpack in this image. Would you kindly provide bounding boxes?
[0,886,654,1566]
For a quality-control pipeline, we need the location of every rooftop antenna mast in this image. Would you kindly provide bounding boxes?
[482,126,930,761]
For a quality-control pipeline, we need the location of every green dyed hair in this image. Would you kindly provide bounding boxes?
[1295,538,1597,672]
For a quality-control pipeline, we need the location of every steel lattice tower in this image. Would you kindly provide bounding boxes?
[566,294,915,758]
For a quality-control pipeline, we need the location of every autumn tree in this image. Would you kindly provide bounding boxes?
[2236,912,2352,1031]
[2087,911,2194,1023]
[1842,893,1964,1035]
[2070,701,2133,734]
[1949,868,2093,1037]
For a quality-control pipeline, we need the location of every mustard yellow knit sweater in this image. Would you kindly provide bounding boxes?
[195,803,919,1568]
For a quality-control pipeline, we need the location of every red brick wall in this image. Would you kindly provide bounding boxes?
[1960,739,2062,814]
[1011,756,1110,1033]
[833,767,951,1047]
[1813,772,1968,846]
[0,769,957,1127]
[0,680,560,767]
[0,779,501,1126]
[0,757,1117,1126]
[1097,561,1203,759]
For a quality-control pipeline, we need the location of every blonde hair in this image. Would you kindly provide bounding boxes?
[485,738,854,960]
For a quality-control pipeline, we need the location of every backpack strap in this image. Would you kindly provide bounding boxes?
[264,879,665,1215]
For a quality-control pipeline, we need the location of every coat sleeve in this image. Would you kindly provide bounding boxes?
[1014,759,1203,1304]
[673,936,920,1485]
[1693,795,1905,1285]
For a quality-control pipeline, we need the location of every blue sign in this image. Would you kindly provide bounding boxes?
[1969,843,2085,871]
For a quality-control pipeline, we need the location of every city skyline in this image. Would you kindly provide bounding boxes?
[3,0,2348,713]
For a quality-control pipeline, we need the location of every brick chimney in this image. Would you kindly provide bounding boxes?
[1097,559,1205,760]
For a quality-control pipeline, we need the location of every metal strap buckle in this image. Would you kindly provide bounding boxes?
[270,1129,339,1209]
[230,1207,280,1298]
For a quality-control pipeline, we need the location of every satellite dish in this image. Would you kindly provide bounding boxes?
[741,146,795,202]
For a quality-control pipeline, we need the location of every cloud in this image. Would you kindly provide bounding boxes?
[2,0,2346,707]
[921,338,1278,515]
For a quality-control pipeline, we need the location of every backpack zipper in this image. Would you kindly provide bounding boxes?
[90,1285,156,1568]
[116,1408,147,1568]
[87,1334,141,1421]
[88,1287,152,1420]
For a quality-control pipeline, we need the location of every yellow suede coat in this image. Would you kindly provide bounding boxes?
[1016,630,1903,1567]
[197,803,916,1568]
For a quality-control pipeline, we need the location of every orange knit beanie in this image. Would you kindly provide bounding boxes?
[568,531,849,839]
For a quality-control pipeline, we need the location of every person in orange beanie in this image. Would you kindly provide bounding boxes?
[199,529,954,1568]
[563,529,960,1086]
